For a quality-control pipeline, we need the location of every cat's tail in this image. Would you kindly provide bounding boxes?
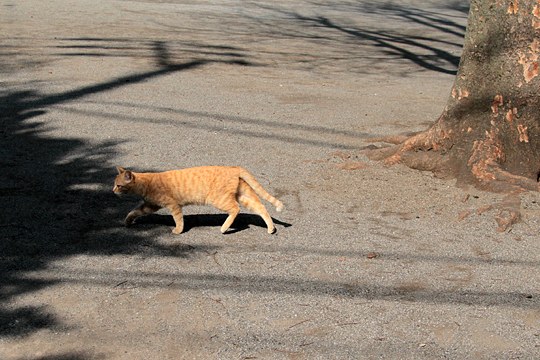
[239,169,284,212]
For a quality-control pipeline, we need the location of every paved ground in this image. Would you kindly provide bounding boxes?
[1,0,539,359]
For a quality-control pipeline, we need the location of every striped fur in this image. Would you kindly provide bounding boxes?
[113,166,283,234]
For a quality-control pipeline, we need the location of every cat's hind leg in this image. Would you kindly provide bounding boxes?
[237,181,276,234]
[214,197,240,234]
[125,201,161,226]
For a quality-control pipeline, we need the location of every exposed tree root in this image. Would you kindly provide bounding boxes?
[382,131,437,166]
[367,119,452,165]
[364,122,538,232]
[365,122,453,177]
[366,132,420,145]
[493,194,522,232]
[367,121,539,192]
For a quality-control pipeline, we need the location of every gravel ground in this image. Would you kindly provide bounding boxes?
[1,0,539,359]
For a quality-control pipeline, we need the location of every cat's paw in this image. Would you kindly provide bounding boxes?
[124,216,135,227]
[171,227,183,234]
[268,227,276,234]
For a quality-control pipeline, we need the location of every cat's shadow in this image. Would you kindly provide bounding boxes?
[134,213,292,234]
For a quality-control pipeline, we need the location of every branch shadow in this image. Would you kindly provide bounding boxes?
[3,2,468,79]
[20,352,98,360]
[33,267,539,310]
[34,2,467,77]
[51,101,373,150]
[249,1,467,75]
[307,15,460,75]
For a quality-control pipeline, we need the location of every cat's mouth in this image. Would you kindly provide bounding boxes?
[113,190,137,199]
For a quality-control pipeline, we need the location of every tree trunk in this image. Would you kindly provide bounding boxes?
[371,0,540,193]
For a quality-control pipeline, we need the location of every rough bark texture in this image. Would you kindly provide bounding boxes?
[370,0,540,194]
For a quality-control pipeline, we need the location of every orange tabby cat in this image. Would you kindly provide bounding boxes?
[113,166,284,234]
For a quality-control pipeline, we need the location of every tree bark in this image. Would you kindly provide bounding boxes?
[370,0,540,193]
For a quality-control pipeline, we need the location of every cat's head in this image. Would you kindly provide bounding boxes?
[113,166,135,195]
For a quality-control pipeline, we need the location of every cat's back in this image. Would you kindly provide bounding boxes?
[159,166,242,203]
[166,166,241,182]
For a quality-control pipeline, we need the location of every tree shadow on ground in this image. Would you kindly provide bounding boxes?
[36,265,538,310]
[45,1,468,76]
[241,1,468,75]
[0,51,251,338]
[0,0,472,341]
[0,88,203,338]
[23,352,96,360]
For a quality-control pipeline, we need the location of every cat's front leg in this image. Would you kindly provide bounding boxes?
[168,204,184,234]
[125,201,161,226]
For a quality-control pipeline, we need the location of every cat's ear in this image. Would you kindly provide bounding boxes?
[123,170,134,183]
[116,166,126,174]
